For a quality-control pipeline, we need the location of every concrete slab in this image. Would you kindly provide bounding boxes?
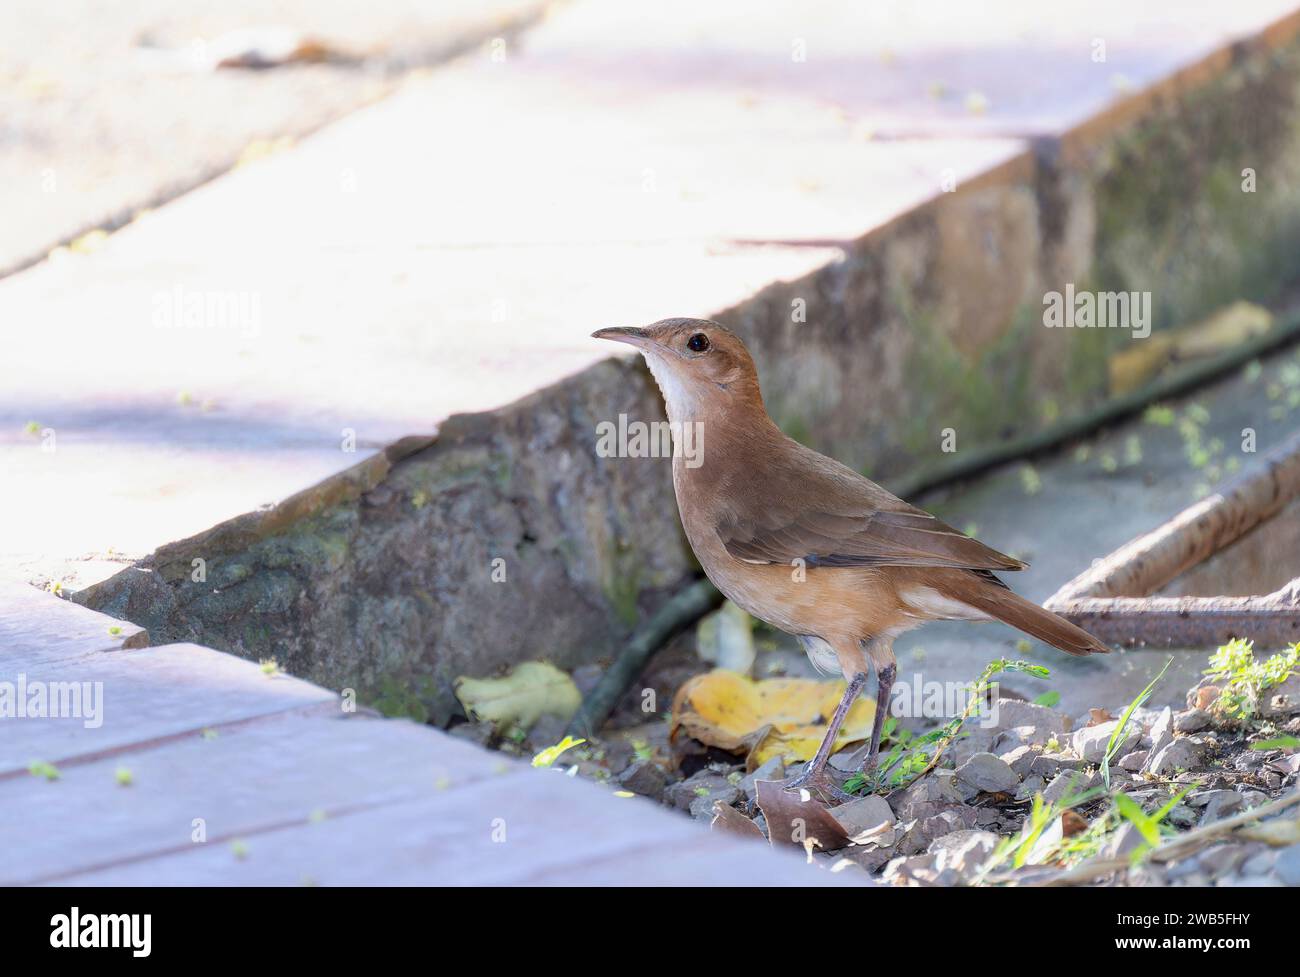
[0,580,147,665]
[52,766,827,886]
[0,0,547,274]
[528,0,1300,138]
[1,712,513,884]
[0,587,841,886]
[1,637,337,776]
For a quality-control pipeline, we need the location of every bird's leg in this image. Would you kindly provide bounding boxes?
[860,662,897,783]
[784,671,867,803]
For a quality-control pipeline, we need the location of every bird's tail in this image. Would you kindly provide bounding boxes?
[961,583,1110,656]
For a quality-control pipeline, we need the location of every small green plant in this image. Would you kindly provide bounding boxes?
[980,787,1101,875]
[629,738,654,762]
[979,783,1188,881]
[1033,691,1061,708]
[1123,435,1143,466]
[1112,786,1194,859]
[843,659,1050,795]
[1143,404,1175,426]
[1019,465,1042,496]
[842,717,933,793]
[530,735,586,768]
[1204,639,1299,723]
[1103,657,1172,789]
[1251,735,1300,751]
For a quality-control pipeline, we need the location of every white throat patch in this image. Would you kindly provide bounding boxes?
[642,350,701,423]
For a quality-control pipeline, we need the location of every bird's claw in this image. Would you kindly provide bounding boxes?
[782,765,856,805]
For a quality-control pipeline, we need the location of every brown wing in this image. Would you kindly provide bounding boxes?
[716,442,1026,573]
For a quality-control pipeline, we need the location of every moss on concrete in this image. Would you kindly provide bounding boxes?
[1091,45,1300,329]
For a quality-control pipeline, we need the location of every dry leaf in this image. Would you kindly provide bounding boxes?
[454,662,580,730]
[669,669,875,768]
[1109,301,1272,394]
[755,779,850,850]
[1173,301,1272,358]
[1061,809,1089,837]
[1109,336,1175,395]
[1194,685,1220,711]
[710,800,766,841]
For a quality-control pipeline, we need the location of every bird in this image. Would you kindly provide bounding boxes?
[593,317,1109,803]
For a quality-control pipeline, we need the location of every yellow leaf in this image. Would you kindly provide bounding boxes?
[1109,335,1174,395]
[455,661,580,731]
[1109,301,1272,394]
[1172,301,1272,359]
[531,735,585,768]
[670,670,875,769]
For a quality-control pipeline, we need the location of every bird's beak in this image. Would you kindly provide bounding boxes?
[591,326,653,351]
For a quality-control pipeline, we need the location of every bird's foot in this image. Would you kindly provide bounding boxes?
[783,764,856,805]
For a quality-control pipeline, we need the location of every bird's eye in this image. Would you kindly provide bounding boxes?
[687,333,710,352]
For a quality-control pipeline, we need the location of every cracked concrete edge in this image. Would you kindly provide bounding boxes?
[148,433,437,572]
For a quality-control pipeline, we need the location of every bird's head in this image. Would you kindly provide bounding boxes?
[591,317,763,422]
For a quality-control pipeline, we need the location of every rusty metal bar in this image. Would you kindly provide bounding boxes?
[1050,578,1300,647]
[1045,433,1300,648]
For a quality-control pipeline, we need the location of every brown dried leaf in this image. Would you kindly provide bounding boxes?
[710,800,766,841]
[755,779,850,851]
[1061,809,1089,838]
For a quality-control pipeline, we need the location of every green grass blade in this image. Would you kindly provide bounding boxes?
[1112,791,1160,846]
[1103,656,1173,789]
